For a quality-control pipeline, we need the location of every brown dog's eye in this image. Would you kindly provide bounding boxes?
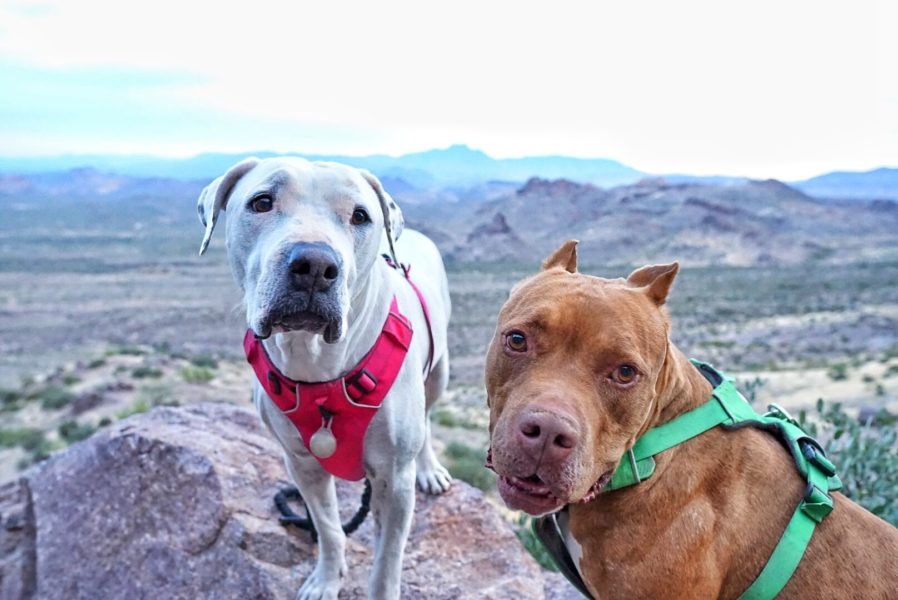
[249,195,273,213]
[612,364,638,384]
[351,208,370,225]
[505,330,528,353]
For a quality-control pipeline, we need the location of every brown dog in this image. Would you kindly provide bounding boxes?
[485,240,898,599]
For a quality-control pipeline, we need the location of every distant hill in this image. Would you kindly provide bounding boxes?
[0,145,645,189]
[404,177,898,267]
[2,167,897,268]
[793,167,898,201]
[0,167,203,200]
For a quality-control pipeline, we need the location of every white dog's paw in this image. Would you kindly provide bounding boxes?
[416,457,453,495]
[297,562,344,600]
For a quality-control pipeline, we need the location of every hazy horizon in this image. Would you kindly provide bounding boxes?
[1,1,895,180]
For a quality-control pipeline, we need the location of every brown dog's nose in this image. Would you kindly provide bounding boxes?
[515,409,579,464]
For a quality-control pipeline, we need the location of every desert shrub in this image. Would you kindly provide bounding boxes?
[443,442,496,491]
[180,366,214,383]
[736,376,767,405]
[107,345,147,356]
[799,399,898,526]
[515,515,558,571]
[0,427,44,450]
[131,366,163,379]
[0,388,21,412]
[881,346,898,362]
[189,355,219,369]
[87,358,107,369]
[58,420,97,444]
[98,417,113,427]
[37,386,76,410]
[827,362,848,381]
[138,383,180,407]
[62,373,82,385]
[432,409,458,427]
[116,398,151,420]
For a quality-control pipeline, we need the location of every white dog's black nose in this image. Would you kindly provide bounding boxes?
[288,242,341,292]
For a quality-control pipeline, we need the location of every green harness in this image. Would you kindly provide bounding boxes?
[535,360,842,599]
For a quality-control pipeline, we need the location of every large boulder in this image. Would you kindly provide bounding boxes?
[0,403,578,599]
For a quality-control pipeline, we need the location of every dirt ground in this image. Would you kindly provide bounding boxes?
[1,200,896,482]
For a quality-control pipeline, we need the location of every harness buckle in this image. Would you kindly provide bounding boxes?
[346,368,378,400]
[801,480,834,523]
[801,441,836,477]
[765,403,799,427]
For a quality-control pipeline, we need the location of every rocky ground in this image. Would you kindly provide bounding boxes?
[0,403,579,599]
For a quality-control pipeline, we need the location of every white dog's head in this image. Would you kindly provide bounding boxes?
[197,157,404,343]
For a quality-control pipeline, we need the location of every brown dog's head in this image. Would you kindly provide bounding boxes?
[485,240,679,515]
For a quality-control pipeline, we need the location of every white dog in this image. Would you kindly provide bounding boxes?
[197,157,452,599]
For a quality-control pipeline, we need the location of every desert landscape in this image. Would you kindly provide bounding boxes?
[1,154,896,496]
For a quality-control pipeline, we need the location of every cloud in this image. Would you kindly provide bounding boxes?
[0,0,895,178]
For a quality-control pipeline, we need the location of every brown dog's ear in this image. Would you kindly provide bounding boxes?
[627,262,679,305]
[542,240,579,273]
[197,157,260,255]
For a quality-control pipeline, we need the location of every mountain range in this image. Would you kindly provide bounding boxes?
[0,145,644,188]
[3,165,895,268]
[1,144,894,198]
[400,177,898,267]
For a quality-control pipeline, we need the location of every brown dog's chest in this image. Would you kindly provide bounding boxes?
[564,427,806,599]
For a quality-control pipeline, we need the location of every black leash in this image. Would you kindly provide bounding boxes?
[274,479,372,543]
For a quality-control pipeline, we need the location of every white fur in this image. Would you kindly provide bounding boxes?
[197,158,452,600]
[557,510,585,579]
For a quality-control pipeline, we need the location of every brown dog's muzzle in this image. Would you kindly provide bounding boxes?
[514,406,580,467]
[489,393,593,516]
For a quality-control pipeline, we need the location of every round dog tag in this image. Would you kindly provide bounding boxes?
[310,426,337,459]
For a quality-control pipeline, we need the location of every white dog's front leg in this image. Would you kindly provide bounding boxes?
[368,461,416,599]
[283,453,347,600]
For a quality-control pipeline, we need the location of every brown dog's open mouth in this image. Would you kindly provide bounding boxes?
[486,448,614,514]
[496,474,563,515]
[578,470,614,504]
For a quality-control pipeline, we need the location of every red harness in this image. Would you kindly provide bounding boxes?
[244,267,433,481]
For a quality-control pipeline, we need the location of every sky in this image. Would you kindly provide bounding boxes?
[0,0,895,179]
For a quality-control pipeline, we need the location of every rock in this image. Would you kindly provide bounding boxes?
[2,403,568,599]
[543,572,587,600]
[0,479,36,599]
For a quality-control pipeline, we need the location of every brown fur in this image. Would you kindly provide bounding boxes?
[486,240,898,599]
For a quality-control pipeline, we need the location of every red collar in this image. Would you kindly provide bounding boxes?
[244,296,414,480]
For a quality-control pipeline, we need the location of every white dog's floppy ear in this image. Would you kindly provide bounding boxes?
[359,169,404,261]
[197,157,260,255]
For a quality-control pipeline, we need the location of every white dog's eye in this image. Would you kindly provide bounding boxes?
[351,207,370,225]
[248,195,273,213]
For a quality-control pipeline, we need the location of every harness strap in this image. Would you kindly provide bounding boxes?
[382,254,436,375]
[401,264,435,375]
[737,463,830,599]
[243,295,414,481]
[533,511,595,599]
[537,360,841,600]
